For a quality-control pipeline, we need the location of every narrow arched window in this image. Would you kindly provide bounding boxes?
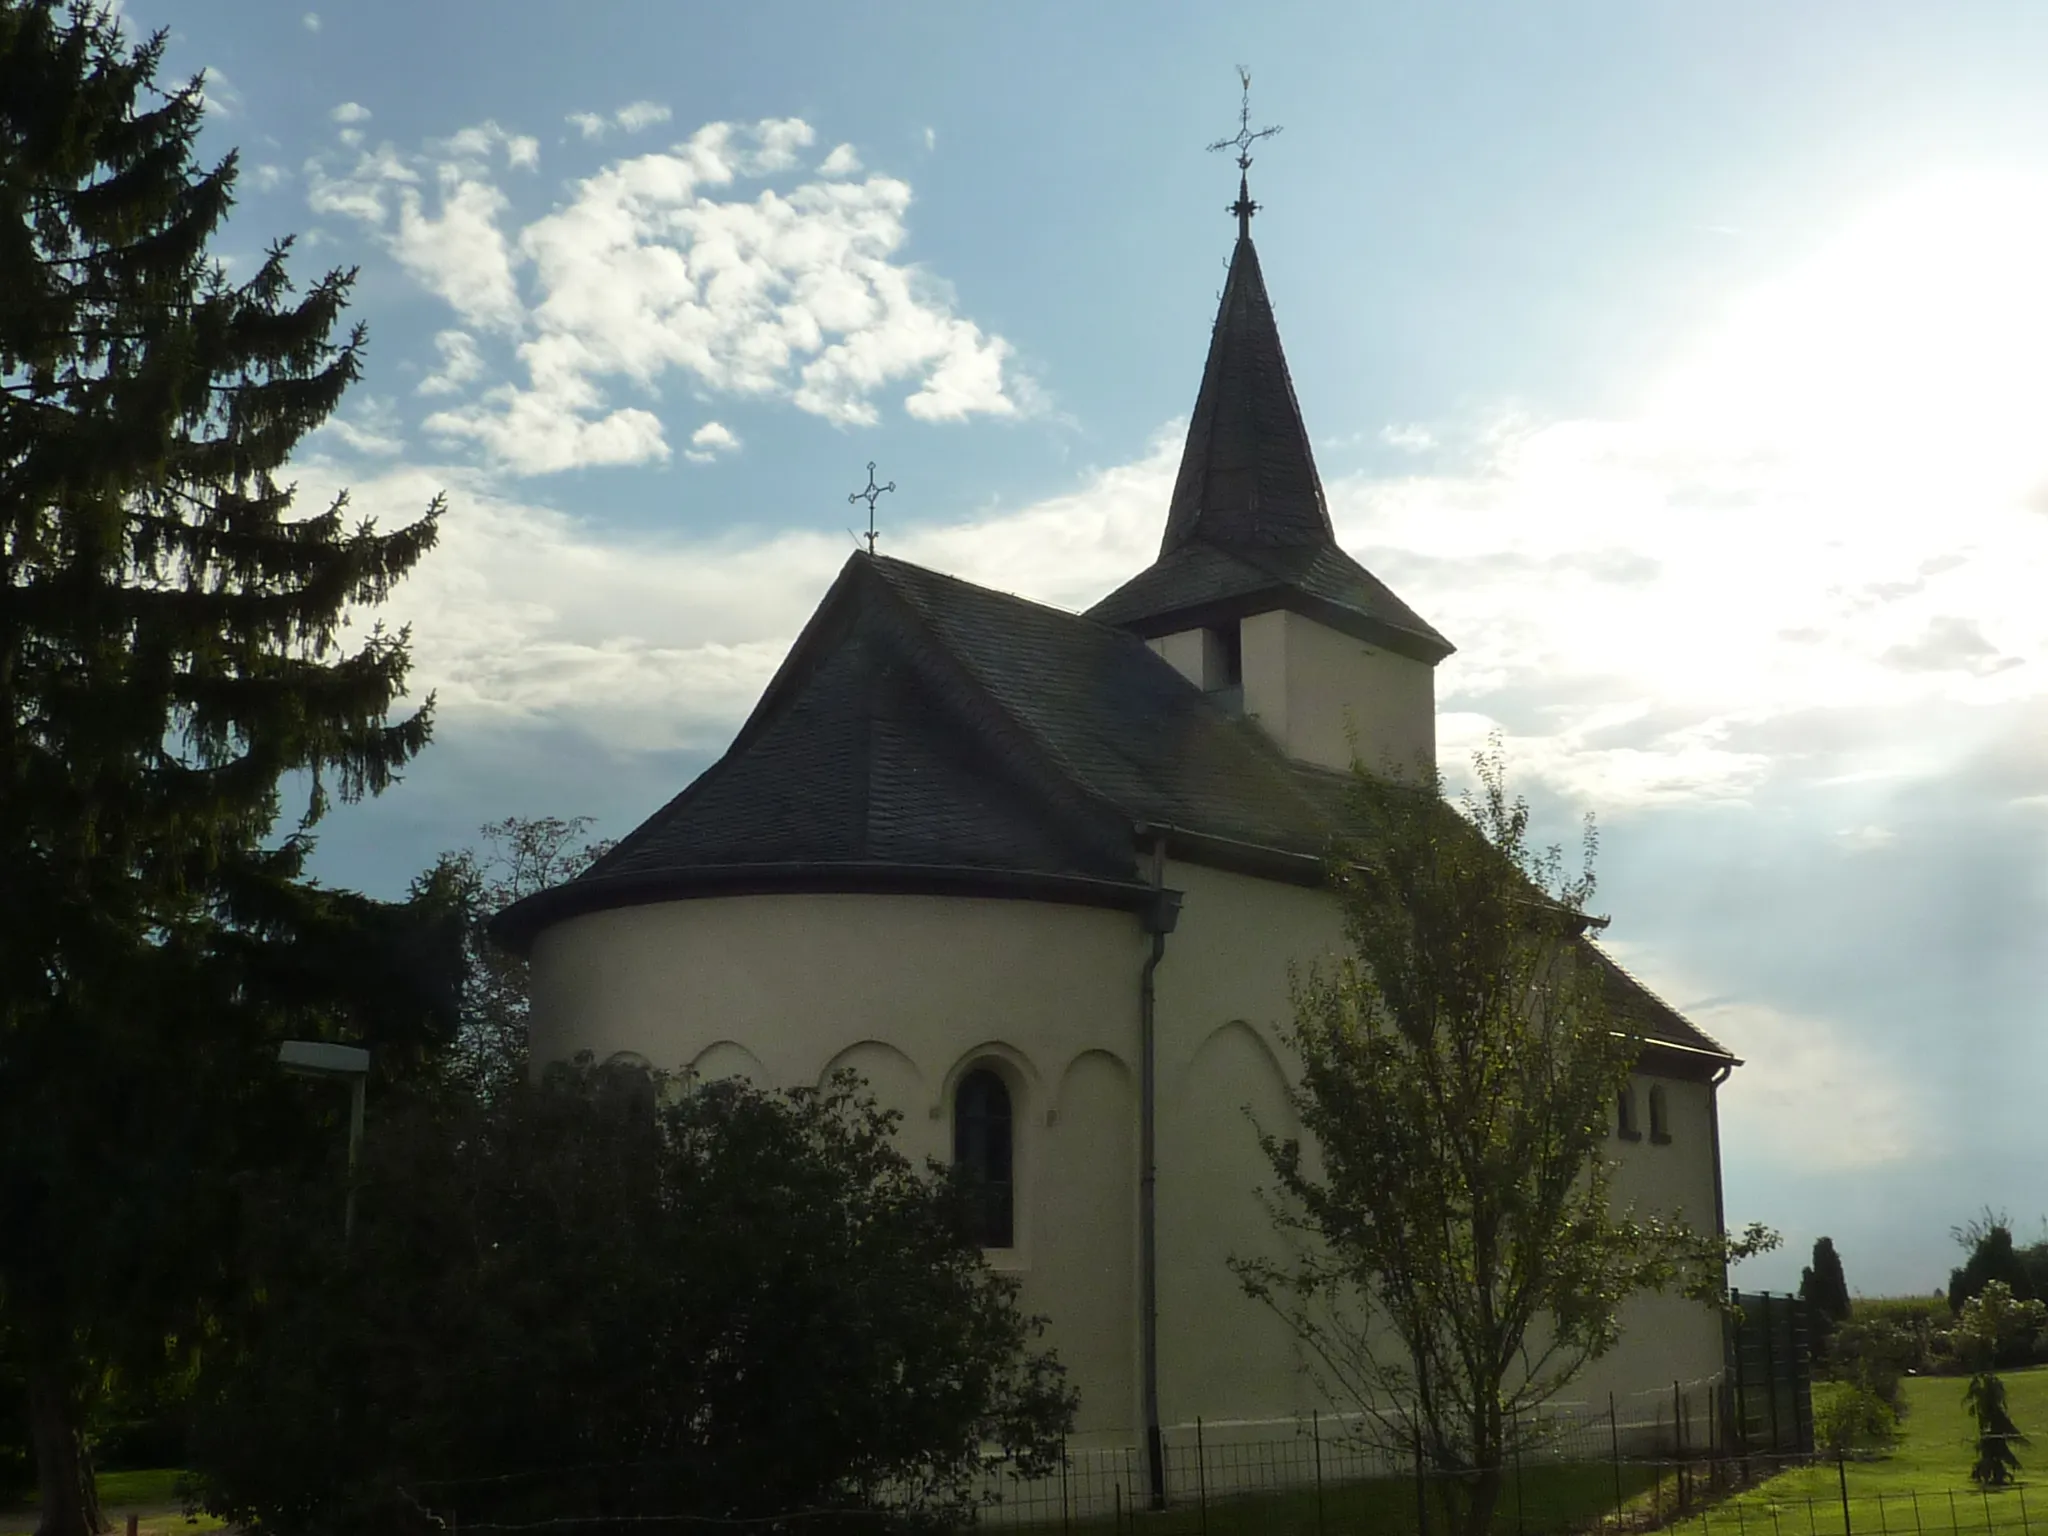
[954,1068,1014,1249]
[1649,1084,1671,1144]
[1617,1084,1642,1141]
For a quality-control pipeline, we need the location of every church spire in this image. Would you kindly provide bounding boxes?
[1164,78,1329,556]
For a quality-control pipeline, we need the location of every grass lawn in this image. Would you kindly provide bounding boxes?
[1700,1367,2048,1536]
[999,1459,1661,1534]
[0,1469,223,1536]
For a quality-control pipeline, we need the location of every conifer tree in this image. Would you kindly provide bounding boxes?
[0,6,445,1533]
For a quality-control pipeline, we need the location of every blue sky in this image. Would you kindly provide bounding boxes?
[156,0,2048,1295]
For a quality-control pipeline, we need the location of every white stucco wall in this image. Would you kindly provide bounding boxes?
[1241,609,1436,779]
[530,872,1731,1447]
[529,891,1150,1440]
[1146,860,1728,1431]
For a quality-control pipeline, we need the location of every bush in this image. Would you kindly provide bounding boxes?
[1953,1281,2048,1372]
[1814,1381,1901,1455]
[190,1059,1076,1536]
[1822,1317,1920,1409]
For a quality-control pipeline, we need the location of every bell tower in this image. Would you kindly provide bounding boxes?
[1086,123,1453,782]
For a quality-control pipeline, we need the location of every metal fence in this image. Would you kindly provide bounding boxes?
[967,1381,1762,1531]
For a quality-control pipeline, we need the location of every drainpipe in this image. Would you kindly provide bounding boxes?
[1707,1062,1732,1247]
[1138,835,1182,1512]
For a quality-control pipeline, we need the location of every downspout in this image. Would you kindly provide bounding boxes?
[1138,835,1182,1512]
[1708,1060,1735,1409]
[1707,1062,1732,1248]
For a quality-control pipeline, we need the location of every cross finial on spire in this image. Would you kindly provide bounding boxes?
[1206,66,1281,238]
[847,461,895,554]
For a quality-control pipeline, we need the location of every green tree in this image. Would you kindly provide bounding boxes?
[190,1059,1077,1536]
[1236,746,1774,1536]
[1801,1237,1853,1352]
[1966,1370,2026,1487]
[0,6,443,1532]
[1954,1281,2048,1373]
[427,815,614,1101]
[1949,1216,2033,1313]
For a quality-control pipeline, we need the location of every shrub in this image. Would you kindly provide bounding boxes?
[1954,1281,2048,1372]
[190,1060,1076,1536]
[1814,1381,1901,1454]
[1822,1317,1920,1409]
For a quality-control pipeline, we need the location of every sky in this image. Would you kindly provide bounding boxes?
[150,0,2048,1296]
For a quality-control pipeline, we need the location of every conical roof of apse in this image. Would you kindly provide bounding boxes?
[1088,220,1453,664]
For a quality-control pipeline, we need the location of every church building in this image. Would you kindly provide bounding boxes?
[498,165,1741,1479]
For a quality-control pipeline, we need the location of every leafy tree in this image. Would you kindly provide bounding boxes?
[1954,1281,2048,1373]
[1236,745,1774,1536]
[1950,1219,2033,1312]
[1966,1370,2026,1487]
[426,815,614,1101]
[189,1059,1077,1536]
[0,6,444,1532]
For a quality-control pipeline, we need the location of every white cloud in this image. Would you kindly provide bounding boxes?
[436,120,539,171]
[391,168,523,330]
[321,114,1021,473]
[1600,944,1928,1172]
[922,126,936,152]
[567,103,674,142]
[1317,173,2048,813]
[615,101,671,133]
[248,163,290,194]
[311,396,405,458]
[198,65,240,119]
[1381,422,1435,452]
[418,330,486,397]
[331,101,371,124]
[303,11,320,29]
[818,143,862,177]
[684,420,741,463]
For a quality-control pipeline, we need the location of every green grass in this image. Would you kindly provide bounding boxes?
[1002,1459,1660,1535]
[0,1468,223,1536]
[1700,1366,2048,1536]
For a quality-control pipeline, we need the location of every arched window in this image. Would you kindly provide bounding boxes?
[1617,1084,1642,1141]
[1649,1084,1671,1144]
[954,1068,1014,1249]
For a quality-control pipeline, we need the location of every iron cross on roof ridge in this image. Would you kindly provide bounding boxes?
[848,462,895,555]
[1206,67,1282,238]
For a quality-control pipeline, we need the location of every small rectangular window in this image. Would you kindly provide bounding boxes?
[1617,1085,1642,1141]
[1649,1084,1672,1144]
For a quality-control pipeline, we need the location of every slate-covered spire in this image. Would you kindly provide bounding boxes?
[1159,218,1334,556]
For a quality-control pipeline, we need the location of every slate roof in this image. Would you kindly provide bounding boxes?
[495,550,1731,1065]
[1085,231,1454,663]
[561,553,1338,902]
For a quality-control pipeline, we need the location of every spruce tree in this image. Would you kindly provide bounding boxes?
[1800,1236,1852,1349]
[0,6,445,1533]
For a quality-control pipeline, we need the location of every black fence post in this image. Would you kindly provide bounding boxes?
[1312,1409,1326,1536]
[1113,1480,1123,1536]
[1837,1450,1852,1536]
[1762,1294,1782,1454]
[1415,1431,1431,1536]
[1195,1417,1208,1536]
[1611,1392,1625,1526]
[1060,1434,1070,1536]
